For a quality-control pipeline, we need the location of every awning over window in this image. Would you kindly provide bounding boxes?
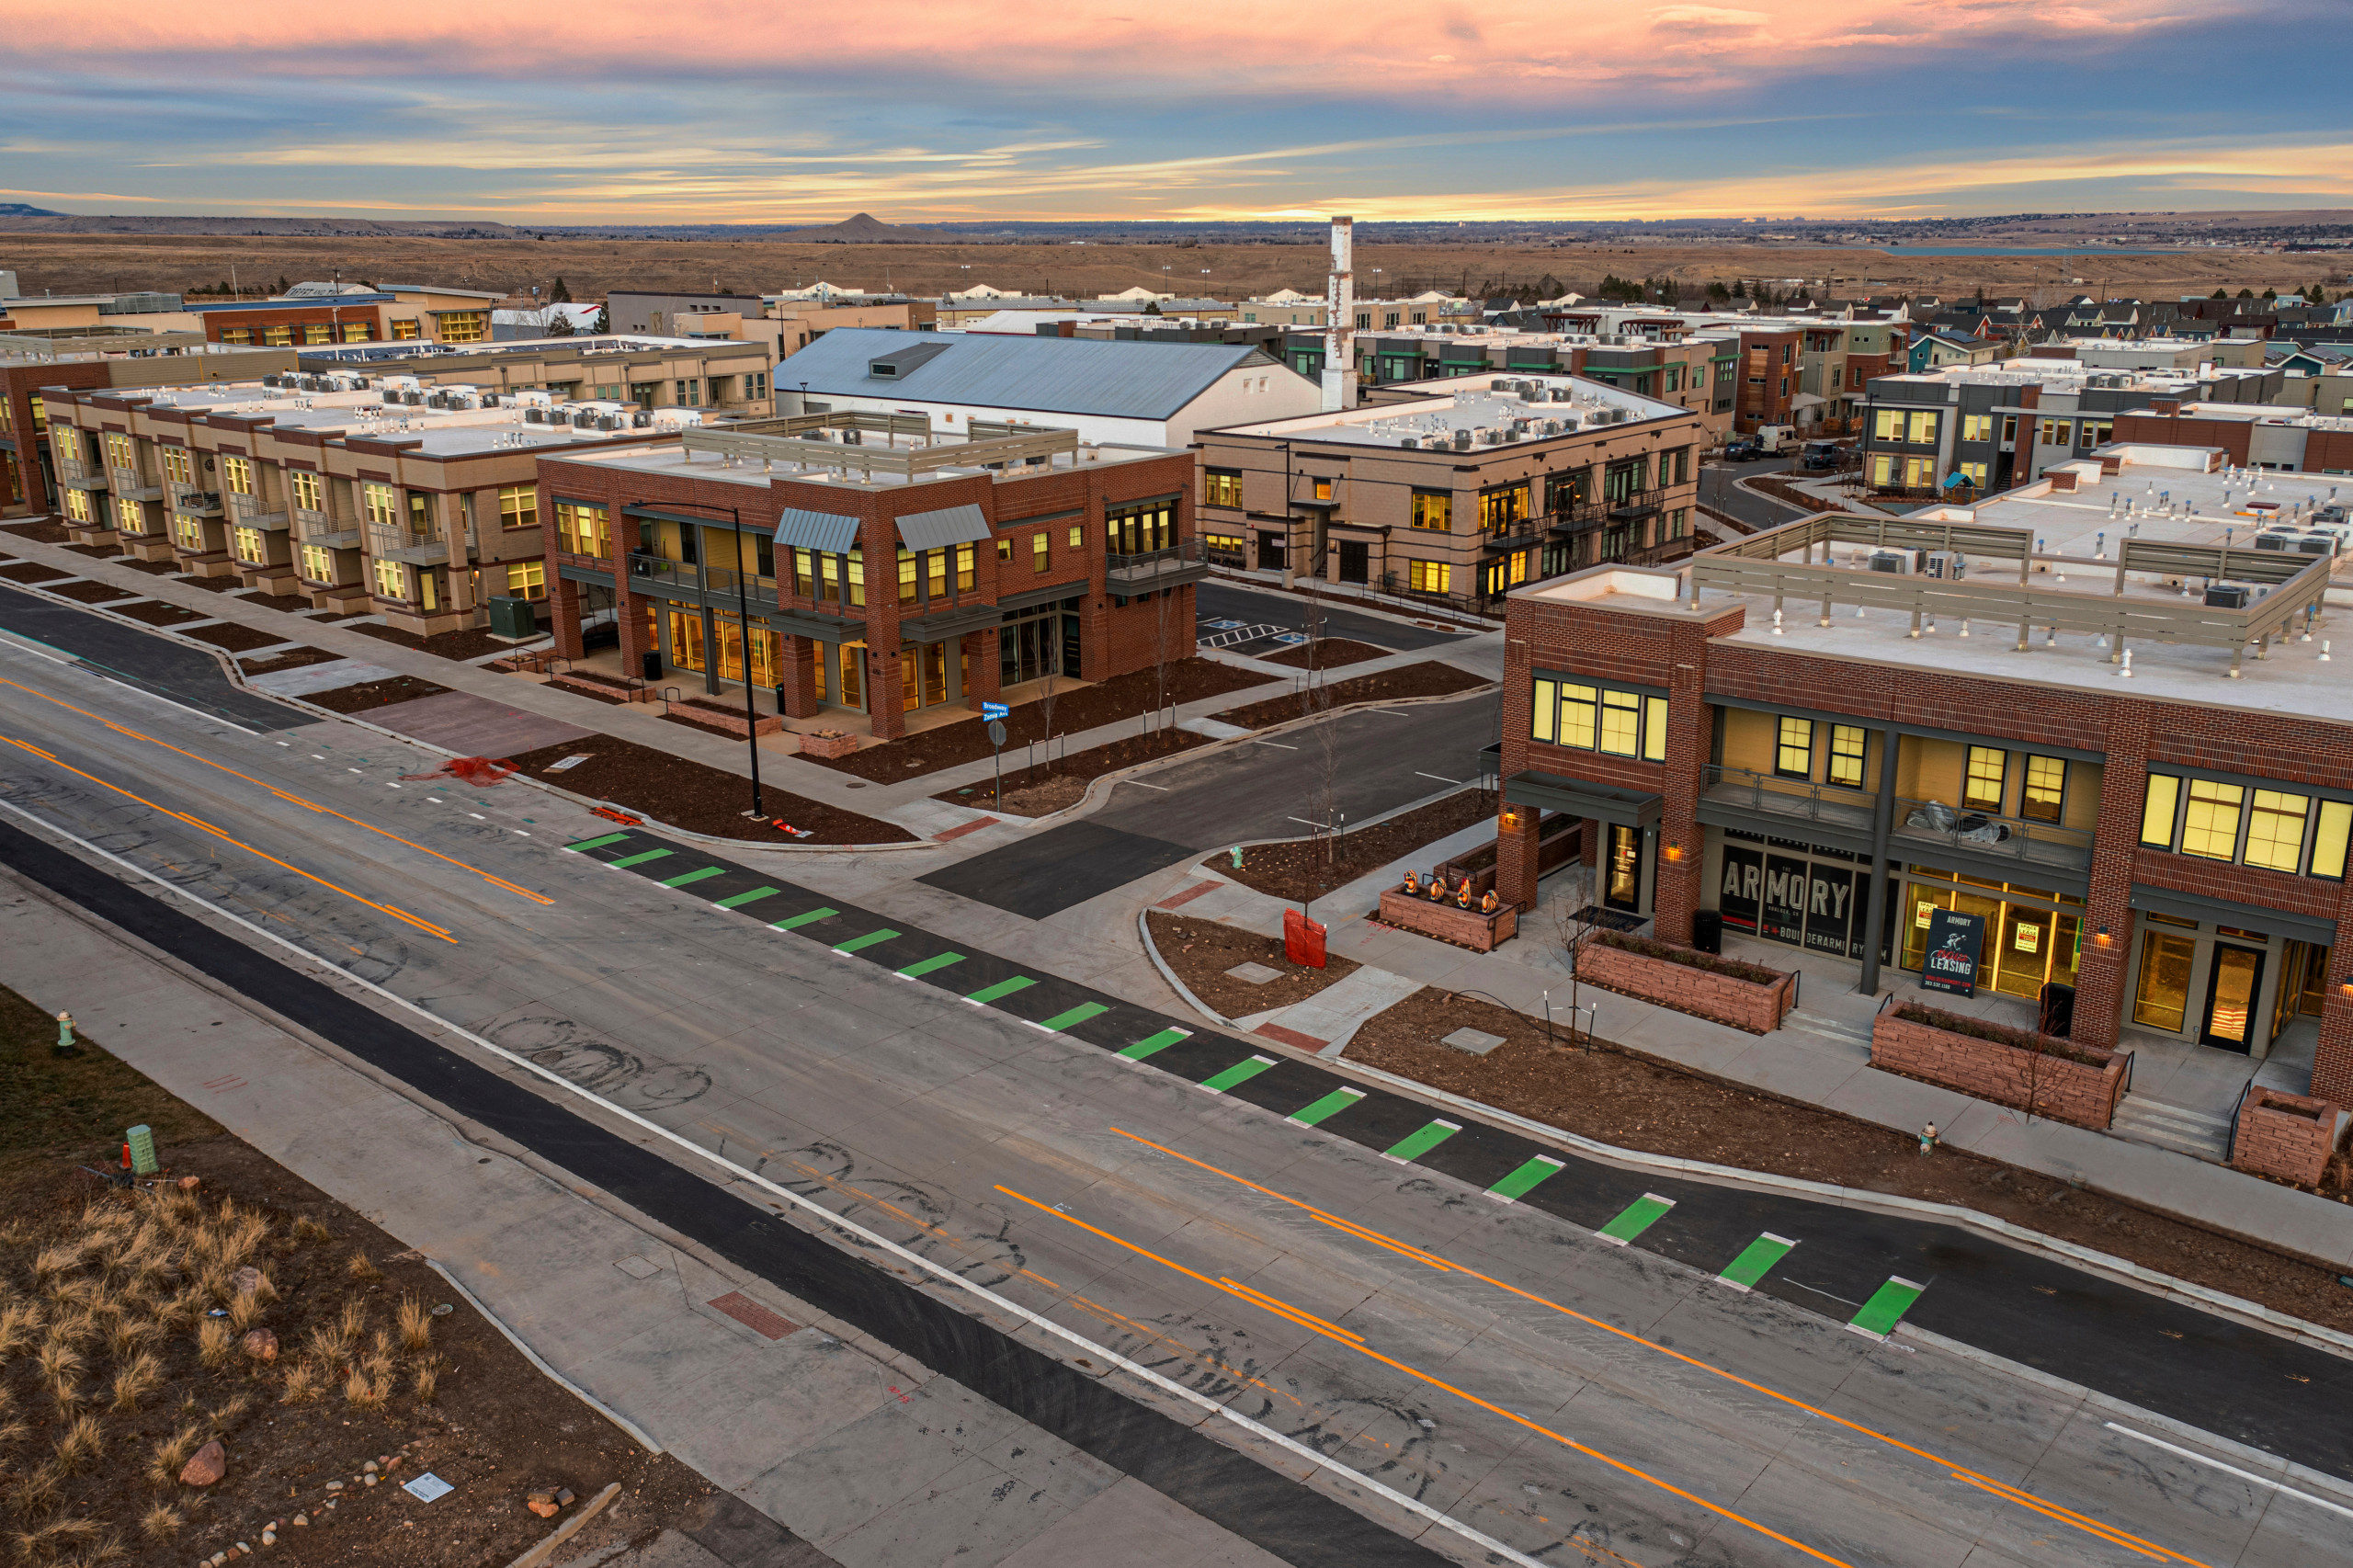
[1505,770,1661,829]
[773,507,861,552]
[896,503,991,551]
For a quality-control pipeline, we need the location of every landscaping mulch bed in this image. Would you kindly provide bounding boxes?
[239,647,347,676]
[119,559,188,577]
[352,622,535,664]
[110,599,211,628]
[0,519,73,543]
[1208,661,1493,730]
[302,676,452,714]
[1147,911,1359,1017]
[183,621,288,653]
[806,659,1267,781]
[1258,637,1390,671]
[244,591,315,614]
[309,610,374,623]
[931,730,1208,816]
[0,983,714,1567]
[180,575,254,595]
[1211,789,1496,902]
[63,542,127,561]
[505,735,915,845]
[42,578,142,605]
[1343,987,2353,1335]
[0,561,70,585]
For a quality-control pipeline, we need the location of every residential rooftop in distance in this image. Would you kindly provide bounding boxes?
[556,413,1173,494]
[1216,370,1693,446]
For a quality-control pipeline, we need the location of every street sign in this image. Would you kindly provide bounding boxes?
[986,720,1006,747]
[982,701,1009,721]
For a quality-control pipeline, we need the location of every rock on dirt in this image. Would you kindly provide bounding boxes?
[241,1327,278,1361]
[181,1438,226,1486]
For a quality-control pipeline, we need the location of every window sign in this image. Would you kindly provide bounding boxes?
[1760,854,1809,946]
[1920,908,1986,996]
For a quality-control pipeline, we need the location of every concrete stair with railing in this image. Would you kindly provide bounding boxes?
[2109,1093,2235,1164]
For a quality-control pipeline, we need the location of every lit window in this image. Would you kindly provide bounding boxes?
[1961,415,1994,442]
[163,447,192,486]
[2312,801,2353,880]
[1598,689,1641,756]
[392,319,420,341]
[63,488,91,525]
[1532,677,1557,743]
[1409,492,1452,530]
[2021,756,2064,823]
[1828,725,1867,789]
[113,496,142,532]
[898,548,918,603]
[233,526,267,564]
[1775,716,1813,778]
[302,324,332,345]
[372,558,406,599]
[1203,469,1243,508]
[289,471,323,511]
[341,321,370,342]
[955,543,976,591]
[2139,773,2180,847]
[506,562,547,600]
[1031,532,1049,574]
[1559,684,1598,749]
[363,483,399,528]
[498,484,538,530]
[554,501,608,555]
[2244,790,2309,872]
[1069,525,1084,550]
[1963,747,2006,812]
[1905,412,1937,444]
[2178,778,2245,860]
[220,328,254,346]
[300,544,335,582]
[1408,559,1450,594]
[436,312,488,345]
[262,324,293,347]
[1643,697,1668,762]
[172,514,205,550]
[222,456,255,495]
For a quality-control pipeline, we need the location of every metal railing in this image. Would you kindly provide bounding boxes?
[108,467,163,503]
[1702,766,1876,834]
[226,493,289,530]
[1107,536,1208,585]
[169,484,222,516]
[1890,794,2093,870]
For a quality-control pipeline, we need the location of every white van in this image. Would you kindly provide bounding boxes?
[1753,424,1797,455]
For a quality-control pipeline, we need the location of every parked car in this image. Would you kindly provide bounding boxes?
[1801,440,1845,471]
[1722,437,1766,461]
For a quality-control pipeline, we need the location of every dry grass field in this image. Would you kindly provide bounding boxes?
[3,233,2329,306]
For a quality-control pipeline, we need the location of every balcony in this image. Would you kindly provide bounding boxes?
[56,459,108,493]
[1700,765,2092,878]
[1480,521,1547,554]
[109,468,163,503]
[624,552,783,615]
[1107,536,1211,594]
[368,526,448,565]
[226,494,289,531]
[170,485,222,517]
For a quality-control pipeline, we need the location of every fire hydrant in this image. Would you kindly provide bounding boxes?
[54,1011,79,1057]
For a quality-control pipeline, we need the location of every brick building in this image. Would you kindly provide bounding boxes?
[534,415,1202,738]
[188,282,505,347]
[1495,442,2353,1101]
[1196,370,1706,615]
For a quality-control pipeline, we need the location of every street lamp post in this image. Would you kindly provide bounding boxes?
[631,498,766,820]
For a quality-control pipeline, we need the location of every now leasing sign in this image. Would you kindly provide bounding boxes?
[1920,908,1986,997]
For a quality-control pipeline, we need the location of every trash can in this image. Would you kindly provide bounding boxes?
[1692,909,1724,955]
[485,594,536,639]
[642,651,662,681]
[2038,982,2075,1038]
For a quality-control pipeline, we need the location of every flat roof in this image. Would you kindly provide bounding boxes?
[1546,449,2353,723]
[1213,370,1694,446]
[295,335,747,365]
[62,379,679,458]
[548,429,1173,494]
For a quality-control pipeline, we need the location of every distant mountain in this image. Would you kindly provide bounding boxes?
[767,213,929,244]
[0,203,64,218]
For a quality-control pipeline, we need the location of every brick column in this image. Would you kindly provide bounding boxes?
[779,634,820,719]
[2314,880,2353,1101]
[1495,801,1541,912]
[549,572,585,659]
[964,628,1002,712]
[868,645,907,741]
[2072,705,2150,1048]
[1651,651,1711,945]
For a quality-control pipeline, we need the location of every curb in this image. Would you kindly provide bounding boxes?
[424,1259,663,1454]
[1130,912,2353,1363]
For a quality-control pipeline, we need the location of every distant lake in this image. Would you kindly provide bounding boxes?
[1857,245,2186,256]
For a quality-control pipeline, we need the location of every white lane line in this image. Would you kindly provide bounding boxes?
[1415,771,1461,784]
[1123,780,1170,791]
[0,798,1552,1568]
[1250,740,1297,750]
[2102,1423,2353,1522]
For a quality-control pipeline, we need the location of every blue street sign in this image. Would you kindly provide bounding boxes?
[982,702,1009,721]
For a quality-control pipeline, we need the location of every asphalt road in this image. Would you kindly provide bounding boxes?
[0,581,305,731]
[0,630,2347,1568]
[1699,458,1809,535]
[1198,582,1469,653]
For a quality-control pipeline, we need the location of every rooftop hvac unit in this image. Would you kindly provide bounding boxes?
[1540,418,1561,435]
[523,406,549,425]
[631,409,654,428]
[2254,529,2300,551]
[401,390,424,406]
[571,409,597,427]
[381,390,404,406]
[1451,429,1472,450]
[2205,582,2251,608]
[513,390,554,408]
[2297,533,2337,555]
[1926,551,1967,580]
[1399,436,1424,449]
[1550,387,1569,402]
[1558,413,1581,430]
[1481,428,1503,445]
[262,373,286,388]
[1502,427,1521,442]
[842,426,862,445]
[1867,550,1916,574]
[1520,384,1545,402]
[595,414,625,431]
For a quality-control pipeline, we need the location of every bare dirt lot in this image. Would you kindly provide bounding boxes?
[0,234,2324,309]
[0,983,714,1567]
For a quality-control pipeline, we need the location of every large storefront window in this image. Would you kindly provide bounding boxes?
[2133,926,2196,1032]
[1717,833,1872,959]
[1899,868,2082,1000]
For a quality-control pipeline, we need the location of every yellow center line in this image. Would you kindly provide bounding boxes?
[996,1182,1858,1568]
[1109,1126,2219,1568]
[0,733,455,942]
[0,674,551,904]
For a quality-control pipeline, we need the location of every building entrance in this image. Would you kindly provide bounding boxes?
[2199,945,2266,1053]
[1604,824,1645,912]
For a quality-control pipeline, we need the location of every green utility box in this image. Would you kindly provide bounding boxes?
[487,595,538,639]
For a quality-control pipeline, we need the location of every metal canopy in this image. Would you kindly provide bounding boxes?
[1505,770,1662,829]
[773,507,860,553]
[896,503,991,551]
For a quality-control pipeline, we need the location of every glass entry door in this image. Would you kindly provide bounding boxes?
[1604,824,1643,912]
[2199,945,2266,1052]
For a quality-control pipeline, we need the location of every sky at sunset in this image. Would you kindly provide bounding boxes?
[3,0,2348,222]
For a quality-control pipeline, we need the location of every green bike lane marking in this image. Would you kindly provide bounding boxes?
[896,952,966,981]
[1717,1234,1800,1293]
[1848,1278,1928,1339]
[563,832,631,852]
[713,886,782,910]
[964,976,1038,1006]
[608,847,675,869]
[1596,1194,1675,1246]
[772,906,839,931]
[1117,1028,1190,1062]
[660,866,726,889]
[1381,1119,1461,1165]
[1029,1002,1109,1034]
[1483,1154,1565,1204]
[1287,1086,1366,1128]
[1198,1055,1277,1094]
[832,928,902,956]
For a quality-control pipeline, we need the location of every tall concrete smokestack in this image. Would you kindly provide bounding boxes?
[1322,215,1355,412]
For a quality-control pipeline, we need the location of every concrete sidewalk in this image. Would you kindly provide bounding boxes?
[1124,854,2353,1273]
[0,864,1285,1568]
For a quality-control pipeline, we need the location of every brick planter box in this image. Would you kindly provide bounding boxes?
[2232,1087,2343,1187]
[1869,1006,2127,1131]
[666,699,783,739]
[798,731,859,759]
[1578,937,1794,1034]
[1376,888,1517,952]
[552,671,655,703]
